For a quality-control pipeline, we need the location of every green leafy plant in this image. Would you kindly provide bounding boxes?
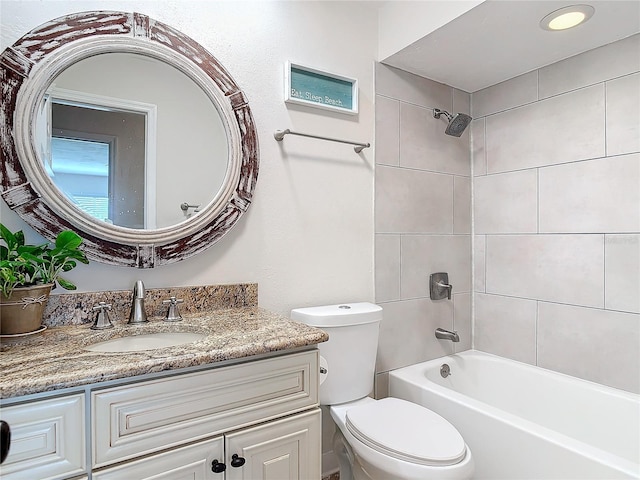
[0,223,89,297]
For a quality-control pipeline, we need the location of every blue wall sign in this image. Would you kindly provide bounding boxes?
[285,62,358,115]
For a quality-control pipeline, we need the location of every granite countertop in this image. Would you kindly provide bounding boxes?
[0,307,328,399]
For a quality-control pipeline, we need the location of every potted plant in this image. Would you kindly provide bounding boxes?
[0,223,89,335]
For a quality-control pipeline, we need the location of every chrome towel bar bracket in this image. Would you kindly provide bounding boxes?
[274,129,370,153]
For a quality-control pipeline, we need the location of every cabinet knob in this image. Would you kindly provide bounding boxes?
[1,421,10,464]
[231,453,246,467]
[211,459,226,473]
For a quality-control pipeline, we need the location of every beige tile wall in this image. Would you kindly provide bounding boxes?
[374,35,639,397]
[472,34,640,393]
[374,64,472,395]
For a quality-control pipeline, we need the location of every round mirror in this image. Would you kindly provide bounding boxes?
[42,52,229,230]
[0,11,259,268]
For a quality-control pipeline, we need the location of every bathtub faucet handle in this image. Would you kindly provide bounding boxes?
[430,272,453,300]
[438,281,453,300]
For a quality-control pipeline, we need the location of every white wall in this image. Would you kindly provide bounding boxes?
[472,34,640,394]
[0,0,377,317]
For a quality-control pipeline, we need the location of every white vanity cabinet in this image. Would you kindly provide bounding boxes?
[0,394,86,480]
[1,349,321,480]
[91,349,320,479]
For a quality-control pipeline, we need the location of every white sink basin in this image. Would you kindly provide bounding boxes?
[86,332,206,353]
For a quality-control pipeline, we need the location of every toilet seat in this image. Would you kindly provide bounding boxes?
[345,397,467,467]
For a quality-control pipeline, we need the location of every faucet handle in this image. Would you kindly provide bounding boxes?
[162,296,183,322]
[437,281,453,300]
[430,272,453,300]
[90,302,114,330]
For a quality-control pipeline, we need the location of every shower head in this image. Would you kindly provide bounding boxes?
[433,109,472,137]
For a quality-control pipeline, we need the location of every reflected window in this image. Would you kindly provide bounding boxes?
[51,135,111,221]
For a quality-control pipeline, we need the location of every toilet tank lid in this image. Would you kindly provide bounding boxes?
[291,302,382,327]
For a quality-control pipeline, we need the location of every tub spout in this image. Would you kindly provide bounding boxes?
[435,327,460,342]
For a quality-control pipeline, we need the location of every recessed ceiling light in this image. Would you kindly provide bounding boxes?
[540,4,595,31]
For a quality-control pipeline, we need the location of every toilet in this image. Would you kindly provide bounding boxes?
[291,302,474,480]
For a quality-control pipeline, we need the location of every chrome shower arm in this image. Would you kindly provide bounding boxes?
[433,108,453,121]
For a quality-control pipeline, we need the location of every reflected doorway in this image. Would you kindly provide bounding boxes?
[51,101,148,229]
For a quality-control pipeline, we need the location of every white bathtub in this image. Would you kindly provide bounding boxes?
[389,350,640,479]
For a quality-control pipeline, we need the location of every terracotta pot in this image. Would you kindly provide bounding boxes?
[0,284,53,335]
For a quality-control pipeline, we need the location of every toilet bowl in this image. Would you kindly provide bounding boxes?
[329,397,473,480]
[291,303,474,480]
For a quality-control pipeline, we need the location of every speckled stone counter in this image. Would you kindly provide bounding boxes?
[0,284,328,399]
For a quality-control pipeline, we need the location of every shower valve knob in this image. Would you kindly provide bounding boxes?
[430,272,453,300]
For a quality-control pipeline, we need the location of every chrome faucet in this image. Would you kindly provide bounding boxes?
[435,327,460,342]
[128,280,148,324]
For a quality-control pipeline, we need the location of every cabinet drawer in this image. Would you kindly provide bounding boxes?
[0,394,86,480]
[92,350,318,467]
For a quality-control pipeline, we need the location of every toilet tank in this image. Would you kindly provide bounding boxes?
[291,303,382,405]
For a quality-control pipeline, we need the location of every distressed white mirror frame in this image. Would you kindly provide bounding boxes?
[0,11,259,268]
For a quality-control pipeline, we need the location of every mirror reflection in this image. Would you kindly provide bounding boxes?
[38,52,229,229]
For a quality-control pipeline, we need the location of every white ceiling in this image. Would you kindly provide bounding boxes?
[382,1,640,93]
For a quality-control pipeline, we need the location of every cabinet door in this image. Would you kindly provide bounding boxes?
[0,394,86,480]
[92,436,224,480]
[225,409,321,480]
